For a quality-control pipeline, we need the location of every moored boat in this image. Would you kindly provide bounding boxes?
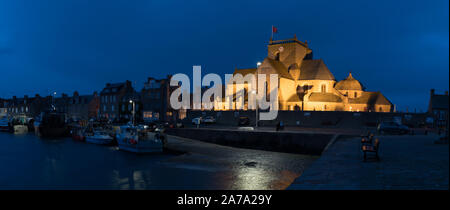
[85,130,114,145]
[116,125,166,153]
[0,117,10,132]
[71,125,86,142]
[38,111,69,138]
[9,115,29,134]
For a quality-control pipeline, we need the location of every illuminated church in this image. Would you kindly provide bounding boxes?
[215,35,392,112]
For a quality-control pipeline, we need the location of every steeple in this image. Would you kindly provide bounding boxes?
[347,72,354,80]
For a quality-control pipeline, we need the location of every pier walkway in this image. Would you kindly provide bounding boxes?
[288,134,449,190]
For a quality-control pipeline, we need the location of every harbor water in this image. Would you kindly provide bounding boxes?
[0,132,317,190]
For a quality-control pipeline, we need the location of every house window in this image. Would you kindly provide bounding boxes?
[111,105,114,112]
[143,111,153,119]
[103,105,106,112]
[321,84,326,93]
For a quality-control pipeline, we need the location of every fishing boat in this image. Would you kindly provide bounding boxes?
[85,130,114,145]
[116,125,166,153]
[38,111,69,138]
[9,115,29,134]
[0,117,10,132]
[33,118,41,136]
[71,125,86,142]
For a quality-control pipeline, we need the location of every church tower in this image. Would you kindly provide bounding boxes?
[267,34,312,72]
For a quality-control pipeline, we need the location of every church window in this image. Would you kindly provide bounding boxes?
[275,52,280,61]
[321,84,326,93]
[379,107,382,112]
[354,92,357,98]
[297,85,303,93]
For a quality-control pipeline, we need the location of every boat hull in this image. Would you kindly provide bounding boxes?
[85,136,113,145]
[0,126,10,132]
[13,125,28,134]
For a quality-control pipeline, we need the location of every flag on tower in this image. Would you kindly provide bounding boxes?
[271,25,278,40]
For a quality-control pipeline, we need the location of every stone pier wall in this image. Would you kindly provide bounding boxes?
[184,110,429,128]
[166,128,334,155]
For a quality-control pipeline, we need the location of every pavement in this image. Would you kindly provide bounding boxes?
[163,135,318,190]
[288,134,449,190]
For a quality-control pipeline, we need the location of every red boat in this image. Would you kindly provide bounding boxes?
[71,125,86,142]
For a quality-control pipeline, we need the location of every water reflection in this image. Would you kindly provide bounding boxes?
[0,132,316,190]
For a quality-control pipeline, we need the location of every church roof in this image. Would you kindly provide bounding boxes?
[232,57,293,80]
[308,92,343,103]
[335,72,364,91]
[264,57,293,79]
[299,59,335,80]
[348,92,392,105]
[233,68,256,76]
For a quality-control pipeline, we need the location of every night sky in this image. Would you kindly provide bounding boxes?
[0,0,448,112]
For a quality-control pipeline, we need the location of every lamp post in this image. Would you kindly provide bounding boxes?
[251,90,258,128]
[253,61,262,128]
[129,99,135,126]
[52,91,57,111]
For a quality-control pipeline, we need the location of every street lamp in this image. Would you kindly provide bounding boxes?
[251,90,258,128]
[129,99,135,126]
[52,91,57,111]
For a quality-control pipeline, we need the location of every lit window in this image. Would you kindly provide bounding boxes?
[321,84,326,93]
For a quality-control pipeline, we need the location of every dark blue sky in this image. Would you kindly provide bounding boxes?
[0,0,448,111]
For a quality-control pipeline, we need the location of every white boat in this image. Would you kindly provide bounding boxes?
[10,115,29,134]
[116,126,166,153]
[85,130,114,145]
[13,125,28,134]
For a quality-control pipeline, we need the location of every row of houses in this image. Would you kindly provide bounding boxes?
[0,75,184,123]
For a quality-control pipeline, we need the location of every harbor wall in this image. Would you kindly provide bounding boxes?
[166,128,334,155]
[183,110,430,128]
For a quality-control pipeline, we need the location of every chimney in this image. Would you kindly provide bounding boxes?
[430,89,435,96]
